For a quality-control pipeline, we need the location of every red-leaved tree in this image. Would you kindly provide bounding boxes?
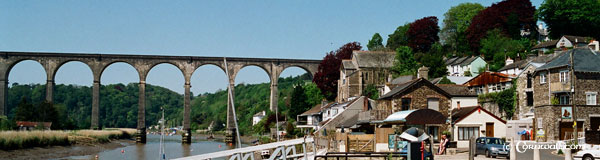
[465,0,535,52]
[313,42,362,101]
[407,16,440,53]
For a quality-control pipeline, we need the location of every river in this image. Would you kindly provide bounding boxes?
[66,134,246,160]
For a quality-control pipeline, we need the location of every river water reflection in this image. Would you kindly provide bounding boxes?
[67,134,243,160]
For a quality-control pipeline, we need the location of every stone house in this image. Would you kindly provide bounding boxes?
[532,48,600,141]
[463,72,514,95]
[444,56,486,77]
[515,62,545,120]
[337,51,395,102]
[378,78,452,142]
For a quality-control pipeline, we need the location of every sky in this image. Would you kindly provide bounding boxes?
[0,0,544,95]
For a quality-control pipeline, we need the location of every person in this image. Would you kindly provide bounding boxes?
[437,134,448,155]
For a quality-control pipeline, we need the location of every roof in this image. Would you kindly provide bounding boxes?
[299,104,323,116]
[499,54,560,72]
[380,78,452,99]
[451,106,506,124]
[535,48,600,73]
[16,121,52,128]
[531,40,558,49]
[463,72,513,87]
[383,109,447,125]
[352,51,395,68]
[434,76,474,85]
[336,113,359,128]
[253,111,266,117]
[563,35,590,44]
[341,60,356,70]
[516,62,545,77]
[444,56,480,66]
[436,84,477,97]
[390,75,416,85]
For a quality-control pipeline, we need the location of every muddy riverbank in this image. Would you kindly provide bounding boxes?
[0,139,133,160]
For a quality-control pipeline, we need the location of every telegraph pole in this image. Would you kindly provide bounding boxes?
[570,49,577,142]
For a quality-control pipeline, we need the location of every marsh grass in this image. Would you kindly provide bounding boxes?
[0,128,136,150]
[0,131,70,150]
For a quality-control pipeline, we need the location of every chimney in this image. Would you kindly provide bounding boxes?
[457,101,461,110]
[417,66,429,80]
[321,99,327,107]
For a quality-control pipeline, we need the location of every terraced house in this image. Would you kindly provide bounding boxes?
[532,48,600,141]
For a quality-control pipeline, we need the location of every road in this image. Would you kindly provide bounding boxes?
[437,148,564,160]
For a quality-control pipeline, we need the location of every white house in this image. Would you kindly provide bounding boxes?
[252,111,266,126]
[444,56,486,77]
[451,106,507,148]
[296,103,326,130]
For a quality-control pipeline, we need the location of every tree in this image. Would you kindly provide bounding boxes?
[438,76,455,84]
[386,23,411,51]
[14,97,35,121]
[466,0,535,52]
[391,46,418,77]
[441,3,484,55]
[367,33,384,51]
[407,16,440,53]
[478,29,527,71]
[303,83,324,107]
[313,42,362,101]
[362,84,379,99]
[289,84,309,118]
[419,53,448,79]
[537,0,600,39]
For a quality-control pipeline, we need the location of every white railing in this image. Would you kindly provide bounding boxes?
[174,137,316,160]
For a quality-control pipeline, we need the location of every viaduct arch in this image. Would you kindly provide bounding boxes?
[0,51,320,144]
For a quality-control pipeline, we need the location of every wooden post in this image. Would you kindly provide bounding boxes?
[469,136,475,160]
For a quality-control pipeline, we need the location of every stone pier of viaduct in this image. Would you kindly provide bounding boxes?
[0,51,320,144]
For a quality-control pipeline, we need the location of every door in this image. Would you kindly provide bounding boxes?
[486,123,494,137]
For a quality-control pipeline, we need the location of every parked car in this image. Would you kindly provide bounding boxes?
[474,137,510,158]
[574,144,600,160]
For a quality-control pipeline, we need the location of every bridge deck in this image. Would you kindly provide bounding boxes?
[174,137,314,160]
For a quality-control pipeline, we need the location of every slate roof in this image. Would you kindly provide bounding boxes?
[336,113,359,128]
[498,54,560,72]
[531,40,558,49]
[451,106,506,124]
[436,84,477,97]
[299,104,325,116]
[390,75,416,85]
[445,56,480,66]
[342,60,356,69]
[380,78,451,99]
[563,35,590,44]
[535,48,600,73]
[352,51,395,68]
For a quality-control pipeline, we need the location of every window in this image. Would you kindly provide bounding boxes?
[540,72,547,84]
[428,126,439,142]
[427,98,439,111]
[559,95,570,105]
[560,70,569,83]
[586,92,597,105]
[458,127,480,140]
[527,73,532,88]
[364,72,369,81]
[401,98,411,110]
[526,92,533,106]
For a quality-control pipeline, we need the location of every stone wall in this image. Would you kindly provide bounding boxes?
[574,73,600,105]
[534,105,600,142]
[516,65,537,119]
[388,83,451,132]
[478,100,505,119]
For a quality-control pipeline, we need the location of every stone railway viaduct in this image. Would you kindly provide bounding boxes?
[0,51,320,143]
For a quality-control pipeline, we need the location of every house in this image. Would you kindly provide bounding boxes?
[515,62,545,119]
[337,51,395,102]
[444,56,486,77]
[451,106,507,148]
[296,103,326,130]
[16,121,52,130]
[463,72,514,95]
[498,53,560,77]
[532,48,600,141]
[378,78,452,142]
[531,35,593,54]
[436,84,478,110]
[252,111,266,126]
